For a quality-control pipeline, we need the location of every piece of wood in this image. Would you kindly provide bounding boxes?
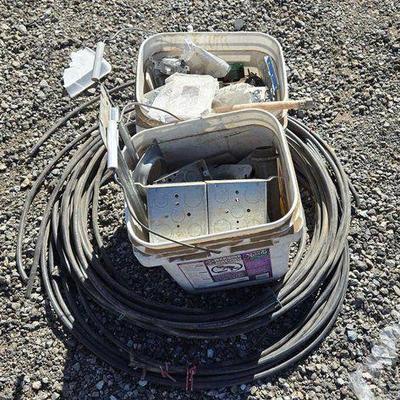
[213,99,314,113]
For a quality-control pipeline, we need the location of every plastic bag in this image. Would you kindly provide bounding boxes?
[349,368,375,400]
[349,319,400,399]
[143,73,219,123]
[367,323,400,371]
[181,37,230,78]
[213,83,268,107]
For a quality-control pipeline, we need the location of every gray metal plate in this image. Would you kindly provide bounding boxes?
[207,180,267,234]
[154,159,211,184]
[209,164,253,180]
[147,183,208,244]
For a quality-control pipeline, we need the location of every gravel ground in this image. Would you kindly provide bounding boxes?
[1,0,400,399]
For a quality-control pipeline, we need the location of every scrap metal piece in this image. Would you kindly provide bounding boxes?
[239,147,279,175]
[145,58,165,88]
[154,57,190,76]
[264,56,279,100]
[240,147,281,221]
[205,152,237,166]
[132,141,167,186]
[147,183,208,244]
[245,71,265,87]
[154,160,212,184]
[209,164,252,180]
[207,180,267,234]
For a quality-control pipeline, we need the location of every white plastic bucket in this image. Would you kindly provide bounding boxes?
[124,110,304,293]
[136,32,288,131]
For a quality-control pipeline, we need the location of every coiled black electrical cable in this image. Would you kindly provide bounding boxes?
[16,82,355,390]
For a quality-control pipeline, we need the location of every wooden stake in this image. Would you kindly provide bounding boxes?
[213,99,314,113]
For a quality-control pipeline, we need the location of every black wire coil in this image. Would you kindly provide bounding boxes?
[16,83,354,390]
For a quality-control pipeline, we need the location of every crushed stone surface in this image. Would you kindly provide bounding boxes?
[0,0,399,399]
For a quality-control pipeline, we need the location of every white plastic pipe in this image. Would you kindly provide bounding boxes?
[92,41,105,81]
[107,107,119,170]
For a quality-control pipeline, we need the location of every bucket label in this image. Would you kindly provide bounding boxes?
[178,249,272,288]
[205,255,247,282]
[242,249,272,277]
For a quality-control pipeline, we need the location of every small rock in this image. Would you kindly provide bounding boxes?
[39,79,49,88]
[354,294,365,309]
[207,348,214,358]
[294,19,305,28]
[347,330,358,342]
[32,381,42,390]
[234,18,245,31]
[336,377,345,386]
[20,177,31,190]
[386,260,396,268]
[95,380,104,390]
[250,386,258,395]
[15,24,27,34]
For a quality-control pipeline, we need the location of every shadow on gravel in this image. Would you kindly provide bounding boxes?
[35,211,322,399]
[10,374,24,400]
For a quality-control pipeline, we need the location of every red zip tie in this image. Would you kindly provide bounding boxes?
[159,362,176,382]
[185,365,197,391]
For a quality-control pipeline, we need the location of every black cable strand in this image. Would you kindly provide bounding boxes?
[16,82,352,389]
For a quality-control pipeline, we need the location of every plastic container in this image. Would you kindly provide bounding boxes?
[135,32,288,131]
[63,47,111,97]
[124,110,304,293]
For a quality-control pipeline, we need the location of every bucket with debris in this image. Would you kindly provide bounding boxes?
[122,109,304,292]
[135,32,288,131]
